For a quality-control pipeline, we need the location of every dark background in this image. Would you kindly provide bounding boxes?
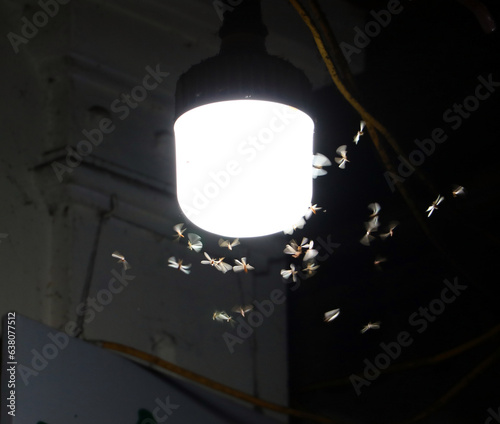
[287,1,500,423]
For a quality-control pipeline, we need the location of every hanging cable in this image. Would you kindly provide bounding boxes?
[89,339,348,424]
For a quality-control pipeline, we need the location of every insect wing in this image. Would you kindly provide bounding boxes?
[167,256,178,268]
[112,251,125,261]
[336,145,347,157]
[218,238,229,248]
[312,168,328,178]
[180,263,192,274]
[368,202,381,217]
[312,153,332,168]
[303,248,318,262]
[324,308,340,322]
[216,261,233,273]
[283,245,298,255]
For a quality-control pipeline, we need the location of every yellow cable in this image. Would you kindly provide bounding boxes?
[92,340,347,424]
[287,0,471,277]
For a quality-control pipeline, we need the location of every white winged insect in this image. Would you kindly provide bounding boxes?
[233,257,254,273]
[215,258,233,274]
[187,233,203,252]
[303,241,319,262]
[380,221,399,240]
[302,260,320,276]
[218,238,240,250]
[361,321,381,334]
[172,223,186,242]
[324,308,340,323]
[312,153,332,178]
[373,256,387,271]
[283,217,306,235]
[426,195,445,217]
[334,145,349,169]
[232,305,254,317]
[201,252,218,267]
[353,120,366,144]
[452,185,465,197]
[111,251,131,270]
[284,237,310,258]
[167,256,192,274]
[304,204,325,220]
[360,218,380,246]
[368,202,381,218]
[213,311,232,323]
[280,263,299,282]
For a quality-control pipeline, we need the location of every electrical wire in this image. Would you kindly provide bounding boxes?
[286,0,477,286]
[90,339,348,424]
[299,321,500,392]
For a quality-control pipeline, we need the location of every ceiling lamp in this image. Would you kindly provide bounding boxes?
[174,0,314,238]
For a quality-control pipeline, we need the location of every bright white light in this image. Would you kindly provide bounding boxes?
[174,99,314,238]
